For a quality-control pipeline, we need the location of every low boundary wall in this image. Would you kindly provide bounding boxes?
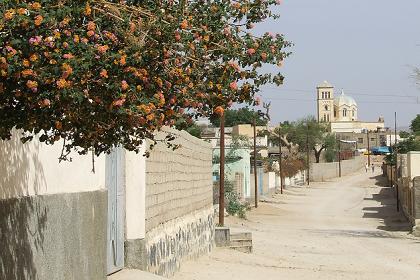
[125,128,214,277]
[310,156,364,182]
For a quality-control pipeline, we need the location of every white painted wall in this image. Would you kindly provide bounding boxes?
[125,146,146,240]
[268,172,276,189]
[0,130,105,200]
[408,151,420,181]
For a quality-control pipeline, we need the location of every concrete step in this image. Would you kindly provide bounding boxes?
[230,232,252,240]
[107,269,168,280]
[230,238,252,247]
[230,245,252,253]
[229,231,253,253]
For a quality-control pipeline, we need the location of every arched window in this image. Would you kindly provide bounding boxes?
[327,92,330,99]
[352,110,355,117]
[343,108,347,117]
[322,92,325,99]
[327,114,330,122]
[324,105,329,111]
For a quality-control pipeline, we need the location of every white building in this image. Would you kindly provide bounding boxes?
[317,81,385,133]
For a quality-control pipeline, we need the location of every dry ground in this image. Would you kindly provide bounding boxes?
[173,168,420,280]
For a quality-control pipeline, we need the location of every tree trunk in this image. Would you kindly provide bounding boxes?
[313,147,324,163]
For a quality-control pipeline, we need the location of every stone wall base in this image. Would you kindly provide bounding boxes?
[0,190,107,280]
[125,206,215,277]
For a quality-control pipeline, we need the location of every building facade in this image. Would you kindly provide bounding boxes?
[0,128,215,279]
[317,81,386,133]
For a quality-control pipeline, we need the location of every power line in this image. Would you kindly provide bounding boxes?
[262,86,419,99]
[264,97,419,105]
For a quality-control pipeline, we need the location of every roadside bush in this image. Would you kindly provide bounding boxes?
[225,180,249,219]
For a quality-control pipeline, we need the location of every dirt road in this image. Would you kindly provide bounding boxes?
[173,169,420,280]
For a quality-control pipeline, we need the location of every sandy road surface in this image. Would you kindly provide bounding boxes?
[173,169,420,280]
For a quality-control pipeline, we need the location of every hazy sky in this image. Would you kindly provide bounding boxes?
[256,0,420,128]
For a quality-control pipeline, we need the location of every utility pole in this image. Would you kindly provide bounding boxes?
[338,136,342,177]
[366,130,371,166]
[278,125,283,194]
[388,133,393,188]
[395,111,399,212]
[219,114,225,226]
[219,114,225,227]
[253,118,258,208]
[306,123,310,186]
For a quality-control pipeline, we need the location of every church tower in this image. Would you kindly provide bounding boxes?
[316,81,335,123]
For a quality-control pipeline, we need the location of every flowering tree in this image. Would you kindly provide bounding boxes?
[0,0,290,158]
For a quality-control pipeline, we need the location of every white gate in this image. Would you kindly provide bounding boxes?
[106,148,125,274]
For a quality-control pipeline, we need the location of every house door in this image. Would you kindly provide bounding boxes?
[106,148,125,275]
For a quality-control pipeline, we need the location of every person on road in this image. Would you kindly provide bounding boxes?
[365,163,369,173]
[371,164,375,173]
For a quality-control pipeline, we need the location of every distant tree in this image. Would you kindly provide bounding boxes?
[210,107,268,127]
[399,130,411,139]
[268,122,299,157]
[287,116,336,163]
[212,135,249,165]
[174,118,202,138]
[185,125,202,138]
[324,147,337,163]
[385,134,420,166]
[410,115,420,136]
[394,136,420,154]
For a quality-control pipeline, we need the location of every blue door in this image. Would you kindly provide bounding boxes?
[106,148,125,275]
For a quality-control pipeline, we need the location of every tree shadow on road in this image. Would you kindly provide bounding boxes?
[362,175,412,232]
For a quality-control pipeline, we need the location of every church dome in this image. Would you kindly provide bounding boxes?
[334,90,357,107]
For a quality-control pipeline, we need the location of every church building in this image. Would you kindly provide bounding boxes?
[317,81,385,133]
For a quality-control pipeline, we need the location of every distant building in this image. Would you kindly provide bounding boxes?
[316,81,386,133]
[336,131,401,150]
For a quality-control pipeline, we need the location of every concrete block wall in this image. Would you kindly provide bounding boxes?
[398,153,420,233]
[125,128,214,277]
[310,161,338,181]
[386,165,396,186]
[412,177,420,236]
[310,156,364,182]
[341,156,365,175]
[396,154,412,220]
[145,128,213,232]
